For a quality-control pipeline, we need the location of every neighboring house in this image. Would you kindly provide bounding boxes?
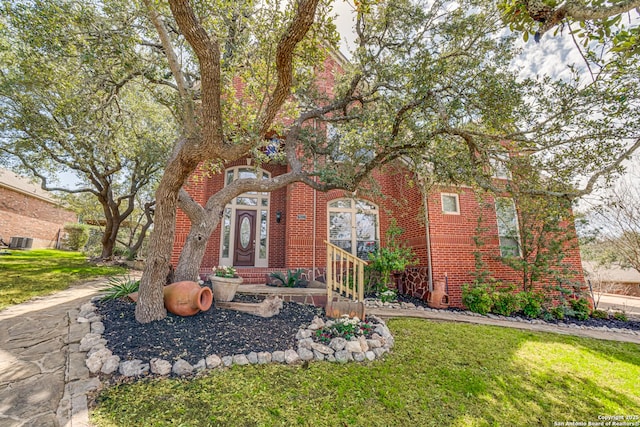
[171,53,585,308]
[582,261,640,297]
[0,168,77,249]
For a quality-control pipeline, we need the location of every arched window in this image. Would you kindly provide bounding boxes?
[220,167,270,267]
[328,199,379,260]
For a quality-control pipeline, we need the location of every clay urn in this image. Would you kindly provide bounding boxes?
[163,280,213,316]
[427,279,450,309]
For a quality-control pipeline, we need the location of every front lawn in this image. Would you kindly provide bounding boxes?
[0,249,126,310]
[91,319,640,426]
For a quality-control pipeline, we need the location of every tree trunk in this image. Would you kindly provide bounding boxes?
[174,214,222,282]
[135,154,197,323]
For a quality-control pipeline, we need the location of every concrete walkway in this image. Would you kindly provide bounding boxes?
[0,280,106,427]
[1,283,639,427]
[594,292,640,317]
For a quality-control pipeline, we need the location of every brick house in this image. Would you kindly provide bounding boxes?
[170,53,585,308]
[0,168,77,249]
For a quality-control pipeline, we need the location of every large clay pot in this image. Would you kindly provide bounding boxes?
[209,275,243,302]
[427,279,449,309]
[163,281,213,316]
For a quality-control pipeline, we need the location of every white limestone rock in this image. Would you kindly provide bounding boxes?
[284,349,300,364]
[172,359,194,376]
[298,348,314,361]
[206,355,222,369]
[101,355,120,375]
[119,360,149,377]
[272,351,285,363]
[150,358,172,376]
[257,352,272,364]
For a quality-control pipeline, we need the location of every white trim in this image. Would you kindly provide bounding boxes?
[441,193,460,215]
[327,198,380,259]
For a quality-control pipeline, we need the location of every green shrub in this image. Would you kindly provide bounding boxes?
[591,309,609,320]
[378,287,397,303]
[270,269,304,287]
[613,311,628,322]
[519,291,544,318]
[101,276,140,301]
[63,223,90,251]
[462,283,493,315]
[492,290,520,317]
[550,305,567,320]
[569,298,591,321]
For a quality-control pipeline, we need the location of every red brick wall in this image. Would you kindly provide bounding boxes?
[0,186,77,248]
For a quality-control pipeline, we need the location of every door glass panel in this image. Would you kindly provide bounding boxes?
[240,217,251,248]
[260,210,267,258]
[222,208,231,257]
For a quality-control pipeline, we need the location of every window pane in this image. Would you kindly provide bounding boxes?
[329,212,351,240]
[357,240,378,260]
[329,199,351,209]
[222,208,231,257]
[499,237,520,257]
[236,197,258,206]
[226,170,234,186]
[238,168,257,180]
[496,198,517,235]
[356,213,377,240]
[261,198,268,206]
[259,210,267,258]
[355,200,376,211]
[442,194,459,213]
[330,239,352,254]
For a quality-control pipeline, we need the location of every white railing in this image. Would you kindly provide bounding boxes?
[325,241,366,302]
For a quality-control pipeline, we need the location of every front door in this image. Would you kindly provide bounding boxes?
[233,210,256,266]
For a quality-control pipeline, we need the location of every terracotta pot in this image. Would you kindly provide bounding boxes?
[427,279,449,309]
[209,275,243,302]
[163,281,213,316]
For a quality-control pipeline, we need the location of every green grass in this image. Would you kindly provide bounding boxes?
[91,319,640,427]
[0,249,126,310]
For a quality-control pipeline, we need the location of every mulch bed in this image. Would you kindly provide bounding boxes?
[95,295,323,365]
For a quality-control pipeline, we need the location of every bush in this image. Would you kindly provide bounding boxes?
[462,283,493,315]
[269,269,304,287]
[569,298,591,321]
[63,223,89,251]
[492,290,520,317]
[101,276,140,301]
[519,291,544,318]
[550,305,567,320]
[591,309,609,320]
[613,311,628,322]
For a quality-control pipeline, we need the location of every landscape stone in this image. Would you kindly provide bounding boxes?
[298,348,314,361]
[79,333,106,352]
[247,352,258,364]
[150,358,172,375]
[172,359,194,375]
[329,337,347,351]
[310,342,334,355]
[373,347,387,358]
[222,356,233,367]
[312,316,325,328]
[358,335,369,352]
[101,356,120,375]
[85,353,103,374]
[233,354,250,366]
[90,321,105,335]
[353,352,365,362]
[313,350,325,361]
[366,339,382,349]
[272,351,285,363]
[284,349,300,364]
[297,338,313,349]
[326,354,336,362]
[257,352,272,364]
[365,351,376,361]
[194,359,207,371]
[344,340,362,353]
[334,350,349,363]
[119,360,149,377]
[206,354,222,369]
[296,329,312,339]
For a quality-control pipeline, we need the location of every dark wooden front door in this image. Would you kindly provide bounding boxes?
[233,210,256,266]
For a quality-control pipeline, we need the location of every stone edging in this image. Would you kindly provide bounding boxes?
[364,299,640,336]
[79,298,395,379]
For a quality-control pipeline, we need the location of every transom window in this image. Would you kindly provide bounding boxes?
[495,197,521,257]
[328,199,379,260]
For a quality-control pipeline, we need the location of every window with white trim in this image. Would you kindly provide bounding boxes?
[441,193,460,214]
[328,199,379,260]
[495,197,521,257]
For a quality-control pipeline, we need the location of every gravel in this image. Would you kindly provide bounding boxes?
[95,295,324,365]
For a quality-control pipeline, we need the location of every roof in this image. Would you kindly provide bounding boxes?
[0,168,59,204]
[582,261,640,285]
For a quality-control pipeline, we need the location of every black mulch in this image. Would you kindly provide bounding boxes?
[95,295,324,365]
[374,292,640,331]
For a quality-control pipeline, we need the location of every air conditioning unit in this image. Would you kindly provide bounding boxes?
[10,237,33,249]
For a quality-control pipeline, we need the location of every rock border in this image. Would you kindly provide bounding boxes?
[79,298,394,379]
[364,298,640,336]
